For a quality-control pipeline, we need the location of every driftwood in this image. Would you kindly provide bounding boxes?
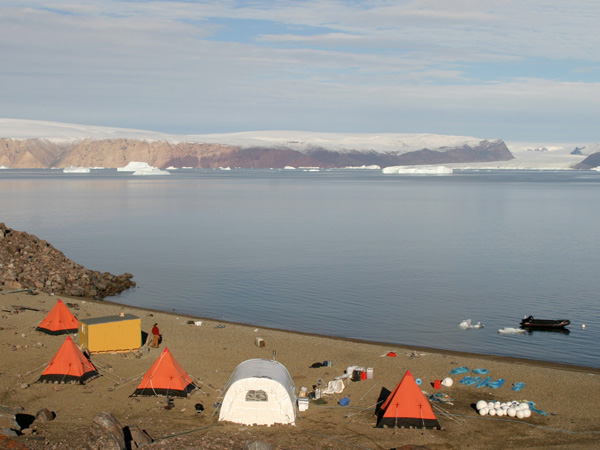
[11,305,40,312]
[0,289,37,296]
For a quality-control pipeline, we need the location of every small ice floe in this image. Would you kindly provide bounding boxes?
[459,319,485,330]
[498,327,526,334]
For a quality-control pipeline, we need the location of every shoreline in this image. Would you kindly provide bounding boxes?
[2,287,599,449]
[100,297,600,374]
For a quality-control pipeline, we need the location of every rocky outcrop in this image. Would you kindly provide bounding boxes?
[573,152,600,170]
[0,223,135,299]
[0,137,513,169]
[0,138,69,168]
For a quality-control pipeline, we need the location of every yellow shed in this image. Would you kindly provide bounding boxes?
[78,314,142,353]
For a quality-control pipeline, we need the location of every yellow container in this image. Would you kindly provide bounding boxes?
[78,314,142,353]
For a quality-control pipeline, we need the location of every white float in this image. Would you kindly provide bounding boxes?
[475,399,534,420]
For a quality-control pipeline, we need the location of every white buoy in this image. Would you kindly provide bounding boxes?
[476,400,488,410]
[496,408,505,416]
[519,402,530,410]
[523,409,532,418]
[488,408,497,416]
[582,324,586,329]
[516,410,525,419]
[441,377,454,387]
[507,407,516,417]
[479,407,489,416]
[488,402,495,409]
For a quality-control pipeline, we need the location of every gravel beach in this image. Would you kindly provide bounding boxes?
[1,287,599,449]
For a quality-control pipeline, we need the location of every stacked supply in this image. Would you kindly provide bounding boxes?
[475,400,532,418]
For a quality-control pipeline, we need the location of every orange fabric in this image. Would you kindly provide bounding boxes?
[37,299,79,332]
[0,434,30,449]
[135,348,194,392]
[381,370,438,420]
[40,336,97,378]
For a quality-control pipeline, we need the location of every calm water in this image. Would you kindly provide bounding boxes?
[1,168,599,368]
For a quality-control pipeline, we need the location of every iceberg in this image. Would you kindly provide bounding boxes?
[63,166,91,173]
[117,161,154,172]
[383,165,453,175]
[117,161,170,176]
[133,167,170,176]
[459,319,485,330]
[498,327,526,334]
[344,165,381,170]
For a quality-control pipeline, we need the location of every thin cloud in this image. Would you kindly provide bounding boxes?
[0,0,598,141]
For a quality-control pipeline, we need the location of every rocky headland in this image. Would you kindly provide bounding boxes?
[0,223,135,298]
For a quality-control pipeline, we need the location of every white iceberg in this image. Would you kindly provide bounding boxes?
[382,165,453,175]
[498,327,526,334]
[459,319,485,330]
[117,161,153,172]
[63,166,91,173]
[344,165,381,170]
[133,167,170,176]
[117,161,170,176]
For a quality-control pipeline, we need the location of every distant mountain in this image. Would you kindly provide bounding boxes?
[571,143,600,156]
[0,119,514,169]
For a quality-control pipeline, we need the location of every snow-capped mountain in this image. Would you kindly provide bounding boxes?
[0,118,595,170]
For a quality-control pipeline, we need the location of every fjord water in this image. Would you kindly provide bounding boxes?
[2,169,599,368]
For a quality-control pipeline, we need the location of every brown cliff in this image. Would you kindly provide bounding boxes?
[0,137,513,169]
[0,223,135,299]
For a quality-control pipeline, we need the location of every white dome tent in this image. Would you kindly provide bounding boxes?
[218,359,296,426]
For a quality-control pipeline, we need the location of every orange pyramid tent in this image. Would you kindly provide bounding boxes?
[376,370,441,429]
[36,299,79,335]
[37,336,99,384]
[131,348,196,397]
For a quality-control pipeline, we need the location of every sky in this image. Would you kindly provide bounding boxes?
[1,1,599,142]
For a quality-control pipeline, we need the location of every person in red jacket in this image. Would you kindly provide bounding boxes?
[151,323,160,348]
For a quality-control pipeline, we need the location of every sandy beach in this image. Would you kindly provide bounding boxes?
[1,287,599,450]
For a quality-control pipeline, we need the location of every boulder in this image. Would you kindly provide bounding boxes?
[35,408,55,422]
[86,412,126,450]
[0,413,20,432]
[244,441,273,450]
[124,424,153,448]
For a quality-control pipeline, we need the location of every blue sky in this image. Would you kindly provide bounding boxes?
[1,0,599,141]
